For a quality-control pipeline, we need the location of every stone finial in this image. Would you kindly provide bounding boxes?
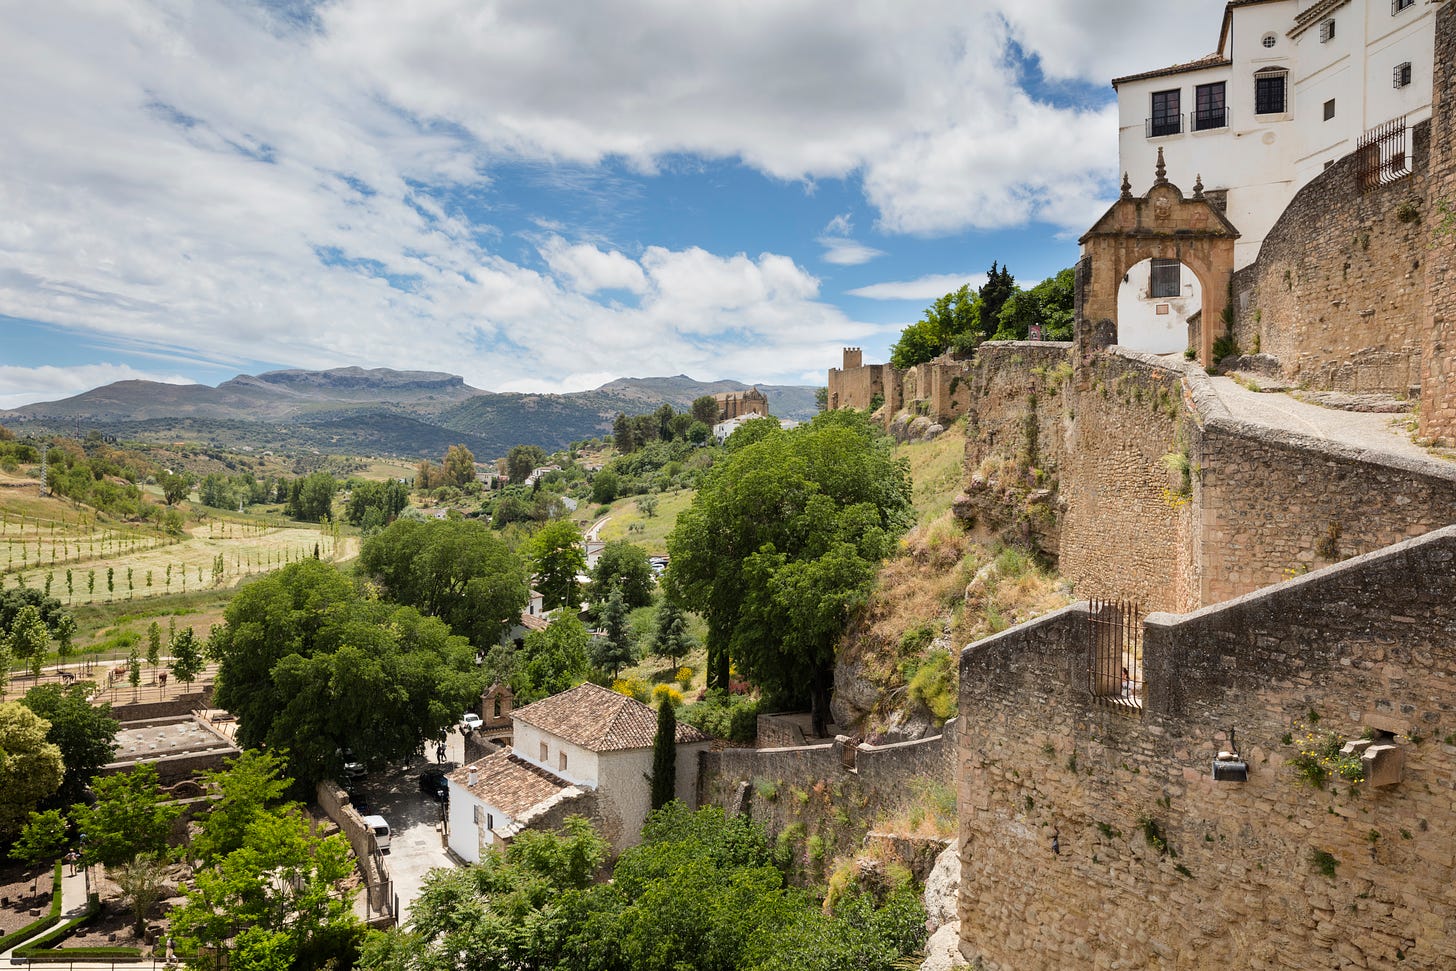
[1193,173,1204,198]
[1120,172,1133,199]
[1154,147,1167,185]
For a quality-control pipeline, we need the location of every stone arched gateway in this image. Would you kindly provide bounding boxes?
[1077,150,1240,366]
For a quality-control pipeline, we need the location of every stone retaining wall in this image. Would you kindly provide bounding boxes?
[956,526,1456,969]
[1422,2,1456,444]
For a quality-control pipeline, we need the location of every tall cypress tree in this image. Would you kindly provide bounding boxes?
[650,699,677,811]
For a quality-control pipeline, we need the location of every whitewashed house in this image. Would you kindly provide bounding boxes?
[1112,0,1438,350]
[446,683,710,861]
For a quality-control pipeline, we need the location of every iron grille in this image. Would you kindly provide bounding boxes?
[1087,598,1143,713]
[1355,115,1410,191]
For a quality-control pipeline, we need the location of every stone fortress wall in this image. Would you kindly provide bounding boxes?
[956,526,1456,970]
[1422,0,1456,444]
[696,721,958,860]
[1229,121,1432,396]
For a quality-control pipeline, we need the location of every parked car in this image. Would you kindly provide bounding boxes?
[363,814,391,851]
[341,747,366,781]
[461,712,483,732]
[419,767,449,803]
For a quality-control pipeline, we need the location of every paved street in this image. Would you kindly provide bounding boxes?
[360,730,466,926]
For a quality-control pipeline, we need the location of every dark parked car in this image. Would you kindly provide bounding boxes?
[420,767,449,803]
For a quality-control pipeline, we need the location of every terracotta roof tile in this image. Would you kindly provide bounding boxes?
[1111,52,1230,88]
[447,750,570,817]
[511,682,709,752]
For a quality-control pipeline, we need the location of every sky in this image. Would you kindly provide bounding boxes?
[0,0,1227,409]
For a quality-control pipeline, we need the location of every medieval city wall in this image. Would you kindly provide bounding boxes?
[1187,369,1456,605]
[1058,351,1198,612]
[827,362,888,412]
[1421,2,1456,444]
[1231,121,1431,394]
[957,526,1456,970]
[697,722,958,868]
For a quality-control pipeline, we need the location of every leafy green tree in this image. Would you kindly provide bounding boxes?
[992,266,1076,341]
[286,472,338,522]
[442,444,477,488]
[54,613,75,671]
[210,560,485,785]
[0,703,62,839]
[589,540,655,611]
[0,587,65,633]
[613,412,636,454]
[70,763,179,867]
[191,749,292,865]
[146,620,162,674]
[691,395,720,426]
[652,599,695,667]
[515,616,594,704]
[358,806,925,971]
[888,283,980,368]
[21,682,119,805]
[169,627,205,692]
[977,260,1016,340]
[650,700,677,811]
[345,479,410,528]
[171,805,362,971]
[506,444,548,484]
[11,809,68,866]
[158,471,193,505]
[359,518,529,647]
[6,603,49,684]
[592,589,634,679]
[590,468,620,505]
[198,473,236,509]
[666,411,911,732]
[637,494,659,518]
[523,519,587,611]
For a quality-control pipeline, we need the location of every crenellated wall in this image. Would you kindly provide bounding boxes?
[956,526,1456,970]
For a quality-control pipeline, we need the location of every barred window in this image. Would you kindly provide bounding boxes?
[1150,259,1181,298]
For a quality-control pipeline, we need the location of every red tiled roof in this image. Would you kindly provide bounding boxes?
[511,682,708,752]
[447,750,570,817]
[1112,52,1230,88]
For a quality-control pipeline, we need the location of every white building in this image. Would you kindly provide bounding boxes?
[446,683,710,861]
[1112,0,1437,348]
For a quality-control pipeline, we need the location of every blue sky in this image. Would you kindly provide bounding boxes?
[0,0,1226,409]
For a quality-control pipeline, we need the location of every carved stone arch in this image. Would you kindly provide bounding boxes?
[1077,153,1240,366]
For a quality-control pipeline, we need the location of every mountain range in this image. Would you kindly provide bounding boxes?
[0,367,820,458]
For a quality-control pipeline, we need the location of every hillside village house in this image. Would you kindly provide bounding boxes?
[1111,0,1438,351]
[447,683,710,860]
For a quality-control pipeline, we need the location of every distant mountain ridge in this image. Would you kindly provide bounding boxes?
[1,367,819,458]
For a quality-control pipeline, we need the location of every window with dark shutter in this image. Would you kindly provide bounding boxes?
[1255,71,1287,115]
[1150,259,1181,298]
[1393,62,1412,88]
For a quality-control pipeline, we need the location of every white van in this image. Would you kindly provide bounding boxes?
[363,814,391,851]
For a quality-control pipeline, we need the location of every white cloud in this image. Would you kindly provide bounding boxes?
[990,0,1226,83]
[0,0,1230,397]
[817,213,883,266]
[540,238,647,294]
[0,364,194,410]
[848,273,987,301]
[818,237,886,267]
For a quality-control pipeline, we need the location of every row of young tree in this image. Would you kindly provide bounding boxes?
[888,261,1076,369]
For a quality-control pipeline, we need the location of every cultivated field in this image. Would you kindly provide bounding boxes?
[0,475,356,606]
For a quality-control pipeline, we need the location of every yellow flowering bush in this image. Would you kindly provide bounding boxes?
[1285,723,1364,788]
